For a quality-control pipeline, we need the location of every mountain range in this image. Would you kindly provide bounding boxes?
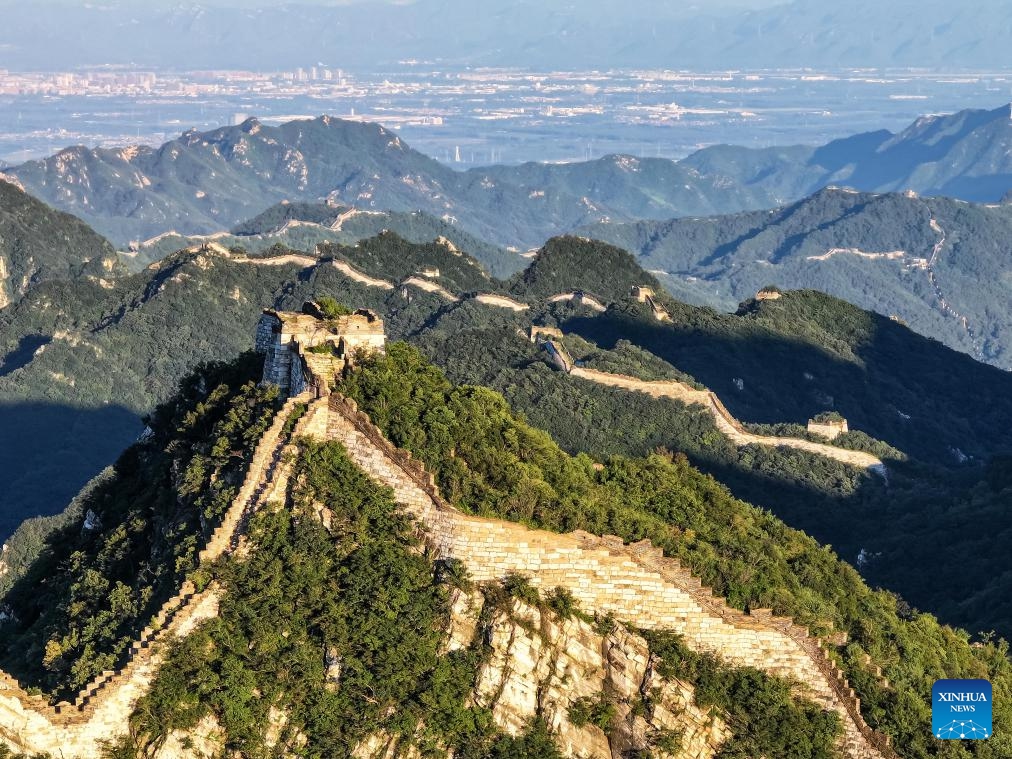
[5,102,1012,636]
[1,187,1012,755]
[7,104,1012,255]
[0,0,1010,69]
[4,192,1012,640]
[584,187,1012,367]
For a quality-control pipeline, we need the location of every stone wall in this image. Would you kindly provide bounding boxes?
[0,308,893,757]
[558,346,884,472]
[547,292,608,312]
[401,276,459,301]
[315,394,896,759]
[473,294,531,311]
[255,312,280,354]
[809,419,849,440]
[329,259,395,290]
[0,392,314,757]
[544,339,575,373]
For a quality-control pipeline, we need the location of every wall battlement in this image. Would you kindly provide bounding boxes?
[314,392,896,759]
[0,391,314,756]
[809,417,850,440]
[0,303,892,757]
[543,335,885,472]
[257,304,385,395]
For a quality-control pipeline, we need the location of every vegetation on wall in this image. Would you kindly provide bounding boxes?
[115,438,571,758]
[405,298,1012,642]
[644,631,840,759]
[0,354,279,698]
[338,342,1012,757]
[113,434,836,758]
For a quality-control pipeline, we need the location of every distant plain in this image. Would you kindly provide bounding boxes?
[3,66,1012,166]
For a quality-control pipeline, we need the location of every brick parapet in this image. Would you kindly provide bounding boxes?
[0,329,894,757]
[0,392,312,755]
[317,392,896,759]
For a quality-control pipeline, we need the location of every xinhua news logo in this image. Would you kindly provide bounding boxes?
[933,679,992,740]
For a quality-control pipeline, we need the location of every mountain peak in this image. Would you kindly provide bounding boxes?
[237,116,262,134]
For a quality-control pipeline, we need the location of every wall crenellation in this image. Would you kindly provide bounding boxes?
[0,391,314,755]
[0,308,896,758]
[316,391,896,759]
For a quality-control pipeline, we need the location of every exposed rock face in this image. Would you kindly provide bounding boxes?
[317,394,893,758]
[352,589,725,759]
[147,590,724,759]
[153,715,225,759]
[0,342,891,758]
[470,594,724,759]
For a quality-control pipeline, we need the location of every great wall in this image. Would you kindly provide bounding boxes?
[231,246,892,472]
[298,366,897,758]
[538,334,885,472]
[289,247,888,470]
[0,388,315,755]
[0,285,893,755]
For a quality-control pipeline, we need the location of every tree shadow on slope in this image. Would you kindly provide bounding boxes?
[563,298,1012,466]
[548,303,1012,639]
[0,401,140,540]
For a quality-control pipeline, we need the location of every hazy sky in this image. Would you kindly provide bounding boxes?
[24,0,787,7]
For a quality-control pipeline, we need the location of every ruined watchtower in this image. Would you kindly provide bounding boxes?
[631,285,656,302]
[631,285,671,322]
[255,302,385,396]
[807,415,849,440]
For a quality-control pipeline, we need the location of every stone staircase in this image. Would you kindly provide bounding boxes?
[317,392,897,759]
[0,391,313,756]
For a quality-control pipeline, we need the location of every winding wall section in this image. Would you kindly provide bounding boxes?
[315,393,896,759]
[552,343,884,471]
[0,392,313,757]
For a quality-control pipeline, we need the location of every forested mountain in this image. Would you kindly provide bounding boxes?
[9,105,1012,254]
[6,340,1012,757]
[0,179,121,311]
[584,187,1012,368]
[4,228,1012,647]
[6,116,635,249]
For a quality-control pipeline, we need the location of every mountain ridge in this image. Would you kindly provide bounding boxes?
[582,186,1012,367]
[9,104,1012,254]
[5,321,1011,757]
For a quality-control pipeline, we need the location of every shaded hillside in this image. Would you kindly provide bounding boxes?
[559,287,1012,466]
[0,180,121,311]
[5,339,1012,757]
[584,187,1012,367]
[0,231,504,533]
[406,296,1012,642]
[5,232,1012,643]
